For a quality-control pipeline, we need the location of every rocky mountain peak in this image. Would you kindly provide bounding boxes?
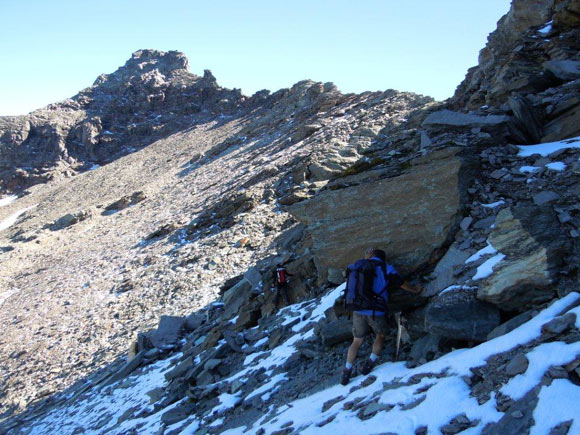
[93,49,191,87]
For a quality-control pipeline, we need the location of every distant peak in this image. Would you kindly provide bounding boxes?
[125,49,189,74]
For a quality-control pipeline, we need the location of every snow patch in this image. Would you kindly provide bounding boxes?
[481,200,505,208]
[472,253,505,280]
[0,204,37,232]
[546,161,566,171]
[518,136,580,157]
[0,195,18,207]
[538,21,553,35]
[466,242,497,263]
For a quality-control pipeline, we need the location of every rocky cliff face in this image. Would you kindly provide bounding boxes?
[453,0,580,116]
[2,0,580,432]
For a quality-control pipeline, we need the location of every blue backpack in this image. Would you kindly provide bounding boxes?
[343,259,388,315]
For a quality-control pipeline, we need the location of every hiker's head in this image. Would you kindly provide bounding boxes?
[365,248,386,262]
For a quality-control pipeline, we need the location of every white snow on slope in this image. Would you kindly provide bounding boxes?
[518,136,580,157]
[245,293,580,434]
[19,289,580,435]
[23,353,183,435]
[0,204,36,232]
[0,195,18,207]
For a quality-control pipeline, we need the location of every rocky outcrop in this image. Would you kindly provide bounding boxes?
[477,204,570,310]
[289,147,475,280]
[452,0,580,110]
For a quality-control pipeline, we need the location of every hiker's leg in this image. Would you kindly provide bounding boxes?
[347,337,364,364]
[371,334,385,356]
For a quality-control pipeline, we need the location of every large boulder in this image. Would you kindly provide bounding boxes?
[477,204,570,310]
[424,289,501,341]
[147,315,185,349]
[541,102,580,143]
[289,148,475,281]
[422,110,510,128]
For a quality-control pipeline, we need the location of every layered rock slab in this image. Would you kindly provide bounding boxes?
[477,204,570,310]
[289,148,474,280]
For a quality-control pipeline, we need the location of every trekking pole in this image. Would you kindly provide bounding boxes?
[395,312,402,361]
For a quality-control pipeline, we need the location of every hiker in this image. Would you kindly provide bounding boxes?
[272,264,292,307]
[341,248,421,386]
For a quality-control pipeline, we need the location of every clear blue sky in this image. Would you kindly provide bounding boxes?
[0,0,512,116]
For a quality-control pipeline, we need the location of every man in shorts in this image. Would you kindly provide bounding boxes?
[341,248,421,385]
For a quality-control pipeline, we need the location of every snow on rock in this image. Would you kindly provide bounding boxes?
[546,161,566,171]
[472,253,506,280]
[538,21,553,35]
[21,353,183,435]
[466,242,497,263]
[481,200,505,208]
[519,166,541,174]
[246,293,580,434]
[518,136,580,157]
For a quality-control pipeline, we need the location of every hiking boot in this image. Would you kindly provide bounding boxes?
[360,359,377,375]
[340,367,353,386]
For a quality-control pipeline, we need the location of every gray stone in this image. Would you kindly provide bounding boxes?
[184,312,204,332]
[148,315,184,348]
[424,243,471,297]
[49,210,91,231]
[489,169,508,180]
[235,305,262,330]
[533,191,559,206]
[508,95,543,143]
[505,353,529,376]
[161,400,196,426]
[473,216,496,230]
[541,313,577,335]
[543,60,580,82]
[327,267,344,285]
[409,335,441,365]
[425,289,500,341]
[549,421,573,435]
[420,131,432,149]
[196,369,215,386]
[204,359,222,371]
[481,387,539,435]
[165,357,193,382]
[460,217,473,231]
[487,310,536,340]
[103,351,145,386]
[223,278,252,318]
[422,110,510,128]
[243,267,262,290]
[316,318,352,347]
[542,104,580,143]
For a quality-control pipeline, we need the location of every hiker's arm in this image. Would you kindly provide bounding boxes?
[401,281,422,294]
